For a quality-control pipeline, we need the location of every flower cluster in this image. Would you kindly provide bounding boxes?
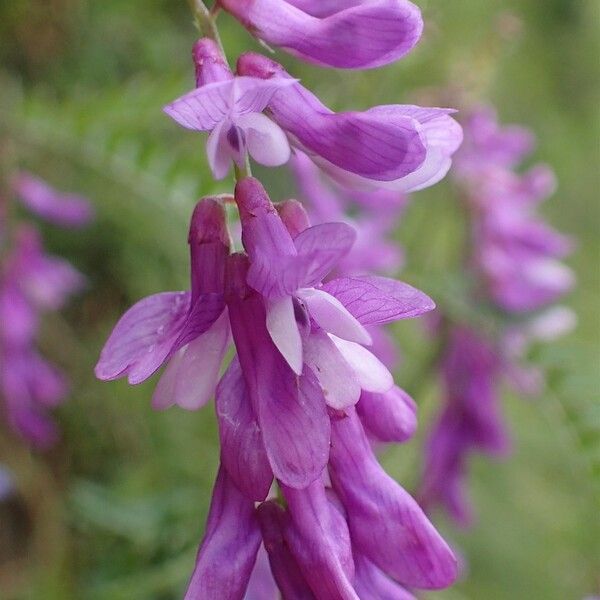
[0,173,93,448]
[419,107,575,526]
[96,2,465,596]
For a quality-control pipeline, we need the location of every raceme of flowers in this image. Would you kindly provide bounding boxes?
[418,107,576,527]
[96,1,464,597]
[0,173,93,448]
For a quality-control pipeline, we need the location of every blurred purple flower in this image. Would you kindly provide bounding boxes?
[419,107,576,525]
[13,172,94,228]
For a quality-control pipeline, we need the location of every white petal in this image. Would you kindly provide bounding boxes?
[303,332,361,410]
[330,335,394,393]
[296,288,371,345]
[152,311,230,410]
[266,296,303,375]
[237,112,291,167]
[206,120,232,180]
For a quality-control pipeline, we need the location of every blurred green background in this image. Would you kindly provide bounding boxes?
[0,1,598,598]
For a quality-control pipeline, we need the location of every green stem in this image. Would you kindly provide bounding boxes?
[187,0,225,56]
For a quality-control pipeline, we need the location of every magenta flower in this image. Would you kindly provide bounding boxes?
[237,52,463,192]
[419,107,575,526]
[235,178,433,412]
[219,0,424,70]
[95,198,230,410]
[184,466,262,600]
[419,327,510,526]
[329,408,459,589]
[0,184,91,448]
[13,172,94,228]
[164,39,294,179]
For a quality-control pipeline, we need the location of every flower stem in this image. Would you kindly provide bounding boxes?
[187,0,225,56]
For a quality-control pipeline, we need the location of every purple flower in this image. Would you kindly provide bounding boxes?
[329,408,459,589]
[95,198,230,410]
[237,53,463,193]
[290,151,407,276]
[419,327,510,526]
[8,226,85,311]
[184,466,262,600]
[235,178,434,412]
[164,39,294,179]
[219,0,424,70]
[13,172,94,228]
[224,251,329,489]
[0,222,86,448]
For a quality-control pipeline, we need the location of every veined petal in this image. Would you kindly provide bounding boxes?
[266,296,303,375]
[94,291,190,384]
[215,357,273,501]
[329,409,459,589]
[164,77,296,131]
[303,331,361,410]
[171,292,226,353]
[293,222,356,287]
[297,288,371,345]
[151,311,230,411]
[222,0,423,70]
[321,275,435,325]
[330,335,393,393]
[236,112,291,167]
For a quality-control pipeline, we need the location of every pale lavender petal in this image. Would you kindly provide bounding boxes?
[13,172,94,227]
[164,80,236,131]
[330,336,394,393]
[237,112,291,167]
[329,409,459,588]
[303,331,361,410]
[297,288,371,344]
[206,119,234,180]
[293,222,356,287]
[223,0,423,69]
[216,358,273,501]
[322,275,435,325]
[357,386,417,443]
[164,77,296,131]
[152,311,229,411]
[94,291,190,384]
[266,296,303,375]
[184,466,261,600]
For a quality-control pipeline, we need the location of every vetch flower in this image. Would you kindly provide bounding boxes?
[164,38,294,179]
[95,198,230,410]
[329,408,459,589]
[219,0,424,70]
[13,172,94,228]
[237,53,463,192]
[184,466,262,600]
